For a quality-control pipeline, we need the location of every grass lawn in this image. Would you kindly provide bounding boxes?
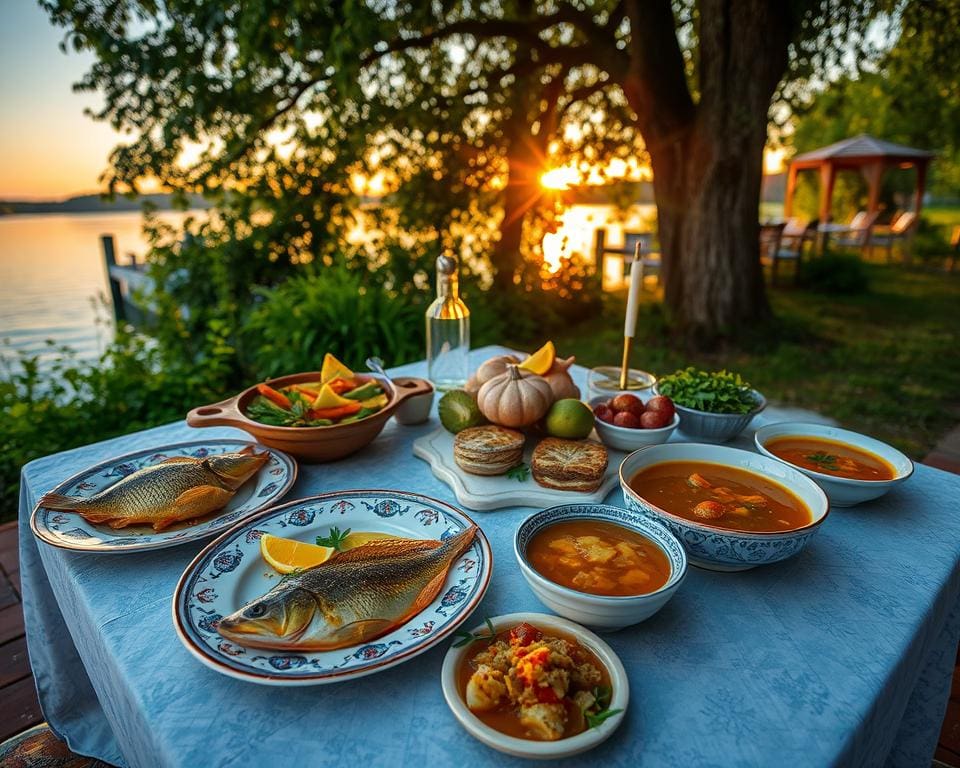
[551,264,960,460]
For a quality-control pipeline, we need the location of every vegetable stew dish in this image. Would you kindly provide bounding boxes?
[628,461,812,533]
[245,376,388,427]
[458,622,618,741]
[764,436,895,481]
[526,520,671,596]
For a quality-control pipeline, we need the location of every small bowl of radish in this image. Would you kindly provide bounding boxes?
[590,394,679,452]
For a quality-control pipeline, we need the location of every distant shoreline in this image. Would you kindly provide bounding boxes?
[0,193,211,217]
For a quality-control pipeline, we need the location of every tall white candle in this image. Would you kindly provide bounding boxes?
[624,251,643,338]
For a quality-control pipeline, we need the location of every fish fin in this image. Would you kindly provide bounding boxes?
[330,538,442,564]
[157,456,197,465]
[79,512,117,524]
[438,526,478,561]
[410,569,449,616]
[106,517,134,529]
[38,492,82,510]
[171,484,234,516]
[331,618,395,646]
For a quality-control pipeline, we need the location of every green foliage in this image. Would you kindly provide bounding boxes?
[791,1,960,198]
[655,368,760,414]
[240,265,425,378]
[799,253,870,294]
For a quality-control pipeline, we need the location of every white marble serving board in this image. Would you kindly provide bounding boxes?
[412,427,627,511]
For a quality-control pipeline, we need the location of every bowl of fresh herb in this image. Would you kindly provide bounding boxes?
[653,368,766,442]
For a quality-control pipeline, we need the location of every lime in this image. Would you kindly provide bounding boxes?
[545,399,595,439]
[438,390,484,434]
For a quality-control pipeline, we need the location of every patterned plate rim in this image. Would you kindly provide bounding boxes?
[172,490,493,685]
[29,439,298,553]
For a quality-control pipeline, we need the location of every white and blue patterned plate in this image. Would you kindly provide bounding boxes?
[30,440,297,554]
[173,490,492,685]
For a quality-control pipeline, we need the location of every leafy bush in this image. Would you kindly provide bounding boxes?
[799,253,870,294]
[240,265,426,377]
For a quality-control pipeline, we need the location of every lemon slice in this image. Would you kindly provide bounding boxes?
[320,353,354,384]
[342,531,402,549]
[518,341,556,375]
[260,534,335,574]
[312,383,356,409]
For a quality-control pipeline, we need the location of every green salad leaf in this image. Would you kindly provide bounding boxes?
[656,368,759,414]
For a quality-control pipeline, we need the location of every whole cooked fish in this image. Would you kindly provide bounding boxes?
[38,446,269,531]
[217,525,477,651]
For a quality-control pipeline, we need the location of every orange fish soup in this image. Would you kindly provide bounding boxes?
[527,520,671,596]
[629,461,812,533]
[765,436,895,481]
[457,623,613,741]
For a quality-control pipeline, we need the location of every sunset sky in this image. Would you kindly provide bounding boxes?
[0,0,123,200]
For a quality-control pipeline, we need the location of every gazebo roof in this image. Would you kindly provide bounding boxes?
[792,134,934,166]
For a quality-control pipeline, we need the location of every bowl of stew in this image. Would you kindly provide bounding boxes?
[514,504,687,629]
[619,443,829,571]
[441,613,629,759]
[754,422,914,507]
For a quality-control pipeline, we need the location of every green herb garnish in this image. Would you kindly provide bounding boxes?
[656,368,759,414]
[582,685,622,729]
[315,526,351,551]
[806,452,840,471]
[585,707,624,729]
[507,463,530,482]
[452,617,497,648]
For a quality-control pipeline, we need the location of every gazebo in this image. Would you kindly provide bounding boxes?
[784,134,934,221]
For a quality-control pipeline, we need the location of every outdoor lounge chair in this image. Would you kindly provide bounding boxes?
[868,211,918,263]
[829,210,879,255]
[762,219,812,286]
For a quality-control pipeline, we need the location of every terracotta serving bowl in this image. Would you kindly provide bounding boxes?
[186,372,433,462]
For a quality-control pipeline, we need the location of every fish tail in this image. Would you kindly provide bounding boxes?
[38,492,84,511]
[439,525,478,563]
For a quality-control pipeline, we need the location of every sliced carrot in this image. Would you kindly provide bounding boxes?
[289,384,322,399]
[326,377,356,394]
[308,401,363,420]
[256,383,292,410]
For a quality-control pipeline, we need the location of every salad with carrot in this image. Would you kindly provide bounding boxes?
[244,354,389,427]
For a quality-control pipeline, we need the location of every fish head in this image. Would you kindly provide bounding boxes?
[216,582,322,649]
[206,447,270,489]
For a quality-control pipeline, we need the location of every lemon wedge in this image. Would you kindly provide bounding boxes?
[312,382,356,409]
[320,353,354,384]
[518,341,556,375]
[260,534,335,574]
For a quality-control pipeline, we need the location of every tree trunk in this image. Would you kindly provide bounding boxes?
[623,0,791,342]
[651,118,771,339]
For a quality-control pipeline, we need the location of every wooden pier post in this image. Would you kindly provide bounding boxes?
[101,234,126,323]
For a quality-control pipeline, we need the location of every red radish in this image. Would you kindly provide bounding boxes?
[613,411,642,429]
[641,410,672,429]
[594,404,615,424]
[609,393,644,416]
[645,395,676,419]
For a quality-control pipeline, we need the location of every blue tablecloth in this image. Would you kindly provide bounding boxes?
[18,347,960,767]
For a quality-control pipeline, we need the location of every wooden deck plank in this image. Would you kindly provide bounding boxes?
[0,602,25,646]
[0,636,30,688]
[0,675,43,743]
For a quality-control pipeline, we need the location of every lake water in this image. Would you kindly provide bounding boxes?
[0,210,191,370]
[0,204,657,373]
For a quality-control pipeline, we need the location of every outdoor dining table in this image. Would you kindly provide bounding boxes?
[17,347,960,767]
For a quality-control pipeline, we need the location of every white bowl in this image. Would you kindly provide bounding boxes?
[440,612,629,760]
[619,443,829,571]
[653,384,766,443]
[514,504,686,629]
[589,397,679,451]
[754,422,914,507]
